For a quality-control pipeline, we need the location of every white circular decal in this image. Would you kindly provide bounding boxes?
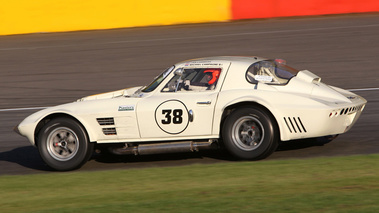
[155,100,189,134]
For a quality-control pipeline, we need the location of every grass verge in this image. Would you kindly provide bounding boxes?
[1,154,379,213]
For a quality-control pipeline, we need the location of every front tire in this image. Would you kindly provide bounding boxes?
[222,107,278,160]
[37,117,94,171]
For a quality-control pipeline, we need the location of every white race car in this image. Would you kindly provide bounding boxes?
[15,56,367,170]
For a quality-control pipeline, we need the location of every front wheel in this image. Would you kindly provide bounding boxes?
[222,107,278,160]
[37,117,94,171]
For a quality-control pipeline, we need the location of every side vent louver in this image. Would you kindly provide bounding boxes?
[102,128,117,135]
[284,117,307,133]
[97,118,117,136]
[97,117,115,125]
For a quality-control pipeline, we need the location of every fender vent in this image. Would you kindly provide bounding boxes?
[97,117,115,125]
[284,117,307,133]
[102,128,117,135]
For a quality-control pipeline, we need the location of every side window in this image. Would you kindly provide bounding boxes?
[162,68,222,92]
[246,61,279,84]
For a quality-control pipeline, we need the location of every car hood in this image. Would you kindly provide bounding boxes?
[77,86,143,102]
[20,86,144,128]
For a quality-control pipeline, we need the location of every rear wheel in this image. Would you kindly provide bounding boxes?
[37,117,94,171]
[222,107,278,160]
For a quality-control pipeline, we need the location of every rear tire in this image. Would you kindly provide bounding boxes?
[37,117,94,171]
[222,107,278,160]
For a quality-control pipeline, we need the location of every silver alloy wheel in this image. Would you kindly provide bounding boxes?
[46,127,79,161]
[231,116,264,151]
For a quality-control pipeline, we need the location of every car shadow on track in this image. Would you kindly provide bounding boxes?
[0,139,330,173]
[92,138,330,164]
[91,149,235,164]
[0,146,52,172]
[277,138,331,151]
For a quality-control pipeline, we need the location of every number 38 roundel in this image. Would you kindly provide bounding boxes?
[155,100,189,134]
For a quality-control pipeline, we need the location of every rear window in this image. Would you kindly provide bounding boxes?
[246,60,299,85]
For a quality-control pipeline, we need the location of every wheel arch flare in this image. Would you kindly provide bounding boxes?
[34,112,95,147]
[219,101,283,140]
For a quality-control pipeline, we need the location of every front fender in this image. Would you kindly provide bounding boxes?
[17,105,97,146]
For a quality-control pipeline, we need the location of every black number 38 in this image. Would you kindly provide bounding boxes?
[162,109,183,124]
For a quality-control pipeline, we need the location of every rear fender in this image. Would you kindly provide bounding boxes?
[214,94,290,141]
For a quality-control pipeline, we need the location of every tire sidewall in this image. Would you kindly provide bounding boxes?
[222,107,278,160]
[38,118,93,171]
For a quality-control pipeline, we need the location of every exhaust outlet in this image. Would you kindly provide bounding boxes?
[109,141,216,156]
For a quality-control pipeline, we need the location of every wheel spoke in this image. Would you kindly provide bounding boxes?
[56,133,62,139]
[232,116,265,151]
[241,134,249,143]
[240,130,249,136]
[241,122,249,129]
[66,134,76,143]
[47,127,79,161]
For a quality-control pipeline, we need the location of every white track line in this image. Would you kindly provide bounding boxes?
[0,88,377,112]
[348,88,379,92]
[0,106,48,112]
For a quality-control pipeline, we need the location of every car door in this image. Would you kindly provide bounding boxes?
[137,63,230,139]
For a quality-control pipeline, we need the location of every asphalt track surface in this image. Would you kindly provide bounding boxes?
[0,14,378,175]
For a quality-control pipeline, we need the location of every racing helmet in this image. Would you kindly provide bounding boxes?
[203,69,221,85]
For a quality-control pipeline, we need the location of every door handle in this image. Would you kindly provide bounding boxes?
[197,101,211,105]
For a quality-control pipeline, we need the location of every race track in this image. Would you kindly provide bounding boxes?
[0,14,378,175]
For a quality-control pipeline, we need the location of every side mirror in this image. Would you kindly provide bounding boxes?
[174,68,184,76]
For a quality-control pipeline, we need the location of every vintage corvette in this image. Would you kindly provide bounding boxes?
[15,56,367,170]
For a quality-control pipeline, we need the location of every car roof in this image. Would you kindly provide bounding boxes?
[176,56,267,67]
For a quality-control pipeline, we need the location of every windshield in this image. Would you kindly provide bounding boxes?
[246,60,299,85]
[141,66,175,92]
